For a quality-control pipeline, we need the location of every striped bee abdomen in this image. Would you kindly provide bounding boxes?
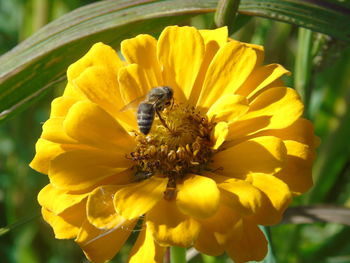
[137,102,155,135]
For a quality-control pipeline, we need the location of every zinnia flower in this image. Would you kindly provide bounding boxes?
[30,26,316,263]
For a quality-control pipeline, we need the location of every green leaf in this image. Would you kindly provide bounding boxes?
[294,27,313,114]
[238,0,350,42]
[0,0,349,123]
[307,48,350,203]
[0,0,217,122]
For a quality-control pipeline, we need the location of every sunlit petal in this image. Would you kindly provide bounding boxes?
[197,40,257,109]
[76,219,136,263]
[212,136,287,178]
[63,100,135,152]
[121,34,163,87]
[157,26,205,102]
[38,184,88,215]
[176,174,220,219]
[228,87,304,139]
[128,227,166,263]
[30,139,64,174]
[146,199,201,247]
[87,185,125,229]
[49,149,131,191]
[67,42,123,82]
[114,177,168,220]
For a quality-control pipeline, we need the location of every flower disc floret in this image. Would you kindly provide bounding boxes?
[129,103,215,199]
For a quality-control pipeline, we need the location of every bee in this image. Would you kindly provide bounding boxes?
[120,86,173,134]
[137,86,173,135]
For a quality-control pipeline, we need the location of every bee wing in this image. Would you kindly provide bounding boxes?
[119,95,147,112]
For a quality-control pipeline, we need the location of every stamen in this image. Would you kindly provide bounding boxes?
[127,103,216,200]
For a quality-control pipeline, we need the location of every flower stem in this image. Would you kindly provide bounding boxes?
[170,247,186,263]
[259,226,277,263]
[214,0,241,35]
[202,254,225,263]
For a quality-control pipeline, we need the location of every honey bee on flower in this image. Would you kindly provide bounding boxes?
[136,86,174,135]
[121,86,174,135]
[31,26,316,263]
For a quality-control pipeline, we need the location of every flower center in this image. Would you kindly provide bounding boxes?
[128,103,215,200]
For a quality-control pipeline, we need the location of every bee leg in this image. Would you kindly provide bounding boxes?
[171,98,175,109]
[155,109,172,132]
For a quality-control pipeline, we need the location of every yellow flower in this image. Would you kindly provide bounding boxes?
[30,26,316,263]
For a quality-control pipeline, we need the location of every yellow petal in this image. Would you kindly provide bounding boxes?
[73,66,138,132]
[207,94,249,123]
[76,219,136,263]
[118,64,153,106]
[212,121,228,150]
[258,118,316,146]
[38,184,88,214]
[63,82,86,100]
[146,199,201,247]
[49,149,131,191]
[128,227,166,263]
[283,140,314,162]
[41,208,79,239]
[41,117,77,144]
[67,42,123,82]
[199,27,228,47]
[189,27,228,106]
[73,66,124,117]
[197,40,257,109]
[30,139,64,174]
[63,100,135,153]
[195,229,224,256]
[96,168,136,186]
[212,136,287,178]
[114,176,168,220]
[245,87,302,121]
[50,96,79,118]
[70,64,137,132]
[228,87,304,139]
[195,204,240,255]
[157,26,205,102]
[176,174,220,219]
[275,140,314,194]
[225,219,267,263]
[242,41,264,67]
[249,173,292,225]
[41,200,86,239]
[218,179,264,216]
[87,185,126,229]
[121,34,163,86]
[237,64,290,99]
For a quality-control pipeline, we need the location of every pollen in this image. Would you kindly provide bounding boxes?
[128,103,216,200]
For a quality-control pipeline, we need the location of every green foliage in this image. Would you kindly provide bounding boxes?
[0,0,350,262]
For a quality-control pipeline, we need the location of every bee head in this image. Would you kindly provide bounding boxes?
[163,86,173,100]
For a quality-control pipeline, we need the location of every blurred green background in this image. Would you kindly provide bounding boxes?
[0,0,350,262]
